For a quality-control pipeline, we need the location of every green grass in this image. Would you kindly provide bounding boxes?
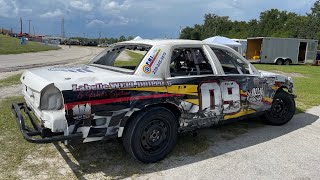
[255,64,320,111]
[114,50,144,67]
[0,96,37,178]
[0,34,60,54]
[0,74,22,88]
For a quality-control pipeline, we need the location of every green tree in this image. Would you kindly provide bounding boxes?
[180,26,193,39]
[179,5,320,47]
[119,35,126,42]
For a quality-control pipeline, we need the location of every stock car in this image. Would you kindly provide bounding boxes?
[12,40,296,163]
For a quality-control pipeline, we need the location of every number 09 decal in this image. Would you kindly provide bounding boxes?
[200,81,240,115]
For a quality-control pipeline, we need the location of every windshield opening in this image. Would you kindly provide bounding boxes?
[90,44,152,73]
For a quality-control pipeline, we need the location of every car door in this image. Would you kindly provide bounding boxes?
[208,46,267,120]
[166,45,227,129]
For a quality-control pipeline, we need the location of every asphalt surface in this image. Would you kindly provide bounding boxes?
[0,45,104,72]
[136,107,320,180]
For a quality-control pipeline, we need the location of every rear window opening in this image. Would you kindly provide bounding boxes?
[90,44,152,73]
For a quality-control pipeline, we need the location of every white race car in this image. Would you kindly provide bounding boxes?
[12,40,295,163]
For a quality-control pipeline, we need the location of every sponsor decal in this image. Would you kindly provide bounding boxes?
[152,52,166,75]
[72,103,91,119]
[72,83,109,91]
[142,65,152,74]
[48,66,93,73]
[143,48,161,74]
[247,87,264,103]
[76,89,130,99]
[72,80,172,91]
[65,93,183,110]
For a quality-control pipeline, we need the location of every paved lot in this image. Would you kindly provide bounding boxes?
[0,45,104,72]
[137,107,320,180]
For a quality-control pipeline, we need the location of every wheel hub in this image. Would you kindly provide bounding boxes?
[141,119,168,153]
[271,99,288,118]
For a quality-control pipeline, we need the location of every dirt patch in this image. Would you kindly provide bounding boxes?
[15,144,76,180]
[0,70,23,80]
[271,70,308,78]
[0,84,22,100]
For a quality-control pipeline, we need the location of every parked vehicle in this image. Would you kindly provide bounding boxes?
[246,37,318,65]
[12,40,296,163]
[84,41,98,46]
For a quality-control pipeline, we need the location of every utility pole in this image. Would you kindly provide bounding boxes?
[61,17,65,38]
[98,32,101,45]
[19,17,22,35]
[33,26,35,36]
[27,19,31,35]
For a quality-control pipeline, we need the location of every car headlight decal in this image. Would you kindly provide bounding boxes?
[40,85,63,110]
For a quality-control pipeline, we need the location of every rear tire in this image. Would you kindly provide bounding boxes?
[263,91,295,125]
[275,58,283,65]
[122,107,178,163]
[283,59,291,65]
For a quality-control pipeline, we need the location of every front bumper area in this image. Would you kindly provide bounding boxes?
[11,102,83,144]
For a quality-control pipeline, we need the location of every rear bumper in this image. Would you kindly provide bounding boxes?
[11,102,83,144]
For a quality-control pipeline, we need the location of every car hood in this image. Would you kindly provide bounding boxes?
[21,65,147,92]
[259,70,293,82]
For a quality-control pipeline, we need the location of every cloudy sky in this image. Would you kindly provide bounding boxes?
[0,0,317,38]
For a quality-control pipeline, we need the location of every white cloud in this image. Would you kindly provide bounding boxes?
[101,0,131,13]
[40,9,63,18]
[20,8,33,13]
[0,0,19,18]
[70,0,93,11]
[86,19,107,28]
[108,16,130,25]
[86,16,131,28]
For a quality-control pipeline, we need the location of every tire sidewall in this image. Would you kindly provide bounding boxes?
[284,59,290,65]
[128,107,178,163]
[265,91,295,125]
[276,59,283,65]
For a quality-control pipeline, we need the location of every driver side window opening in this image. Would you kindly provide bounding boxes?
[211,48,250,75]
[170,47,213,77]
[91,44,151,72]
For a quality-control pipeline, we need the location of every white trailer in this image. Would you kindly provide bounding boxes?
[232,39,247,57]
[246,37,318,65]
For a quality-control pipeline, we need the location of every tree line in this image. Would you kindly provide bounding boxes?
[69,35,134,44]
[180,0,320,42]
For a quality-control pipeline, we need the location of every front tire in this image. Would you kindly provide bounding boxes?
[122,107,178,163]
[263,91,295,125]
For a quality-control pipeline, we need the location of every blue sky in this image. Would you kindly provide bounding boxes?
[0,0,317,38]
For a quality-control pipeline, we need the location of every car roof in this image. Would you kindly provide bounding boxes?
[117,39,209,46]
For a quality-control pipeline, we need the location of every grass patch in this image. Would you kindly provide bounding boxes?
[0,74,22,88]
[114,50,144,67]
[255,64,320,111]
[0,34,60,54]
[0,96,36,178]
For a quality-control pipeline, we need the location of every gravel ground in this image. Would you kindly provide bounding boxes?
[0,45,104,72]
[0,84,22,100]
[134,107,320,180]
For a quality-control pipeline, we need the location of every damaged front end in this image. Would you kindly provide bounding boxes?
[11,102,83,143]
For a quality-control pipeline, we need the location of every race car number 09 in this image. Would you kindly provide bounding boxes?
[200,81,240,114]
